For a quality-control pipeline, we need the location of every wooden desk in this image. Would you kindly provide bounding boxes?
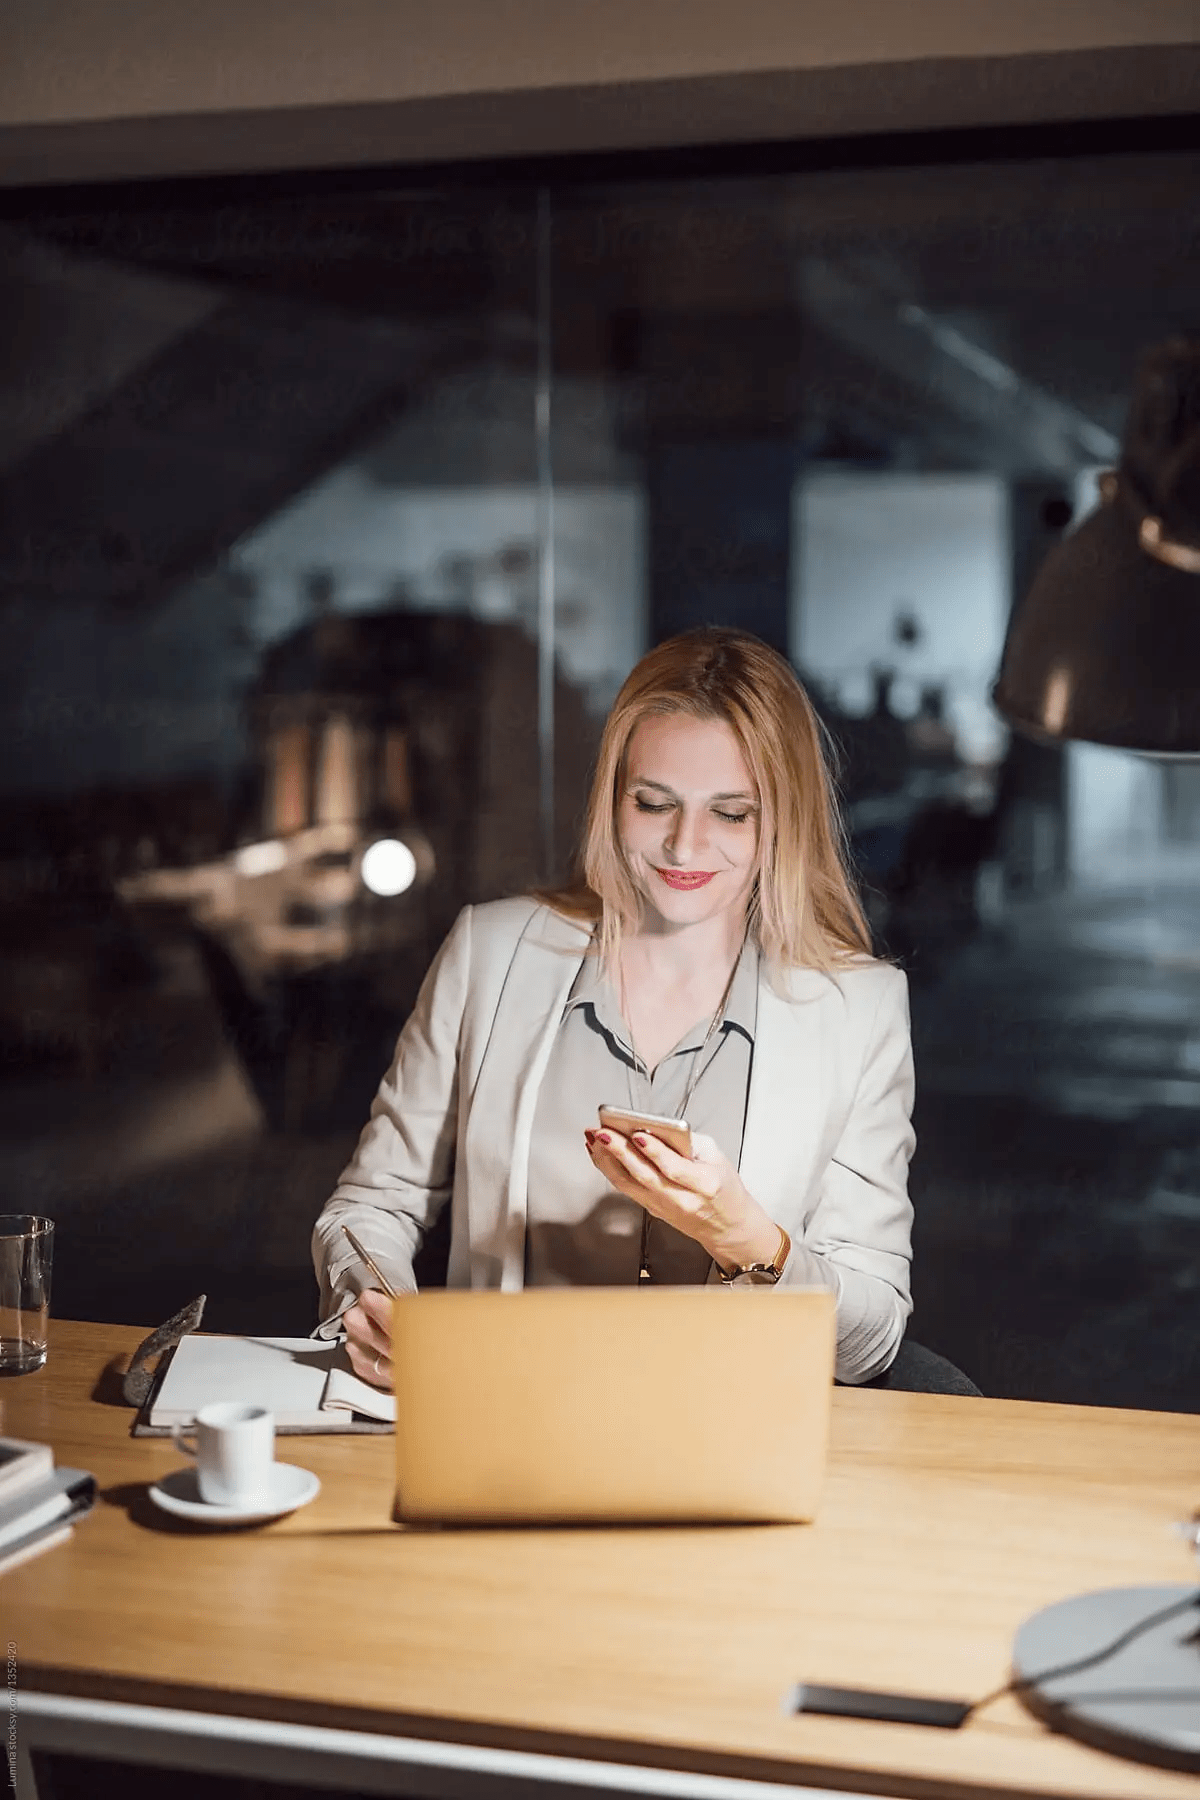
[4,1319,1199,1800]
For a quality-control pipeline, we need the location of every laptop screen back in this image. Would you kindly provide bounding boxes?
[391,1287,836,1524]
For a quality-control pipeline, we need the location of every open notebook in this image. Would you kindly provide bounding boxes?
[133,1334,395,1436]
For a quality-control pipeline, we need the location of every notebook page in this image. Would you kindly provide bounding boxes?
[320,1344,396,1424]
[148,1335,335,1428]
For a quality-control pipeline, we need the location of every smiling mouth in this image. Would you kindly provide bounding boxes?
[655,868,716,889]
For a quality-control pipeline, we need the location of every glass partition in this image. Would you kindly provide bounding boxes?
[3,138,1199,1405]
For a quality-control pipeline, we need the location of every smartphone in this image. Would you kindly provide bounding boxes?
[597,1106,693,1158]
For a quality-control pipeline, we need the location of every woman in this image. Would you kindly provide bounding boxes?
[312,628,914,1387]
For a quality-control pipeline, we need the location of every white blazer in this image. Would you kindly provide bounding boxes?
[312,896,916,1382]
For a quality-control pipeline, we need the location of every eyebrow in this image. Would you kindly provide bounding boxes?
[627,777,758,804]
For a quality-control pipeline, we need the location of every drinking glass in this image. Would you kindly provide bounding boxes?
[0,1215,54,1374]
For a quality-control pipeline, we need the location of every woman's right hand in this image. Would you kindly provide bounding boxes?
[343,1288,394,1388]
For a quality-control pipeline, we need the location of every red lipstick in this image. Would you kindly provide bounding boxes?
[655,869,716,890]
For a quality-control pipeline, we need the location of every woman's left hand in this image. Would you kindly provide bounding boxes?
[584,1127,784,1273]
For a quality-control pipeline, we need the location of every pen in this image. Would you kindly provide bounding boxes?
[341,1226,400,1298]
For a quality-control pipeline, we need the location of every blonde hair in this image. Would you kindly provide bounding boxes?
[541,628,873,972]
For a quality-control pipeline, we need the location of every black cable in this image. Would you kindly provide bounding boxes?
[967,1586,1200,1722]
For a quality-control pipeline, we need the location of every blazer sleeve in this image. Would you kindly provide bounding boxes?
[310,905,474,1335]
[779,964,916,1384]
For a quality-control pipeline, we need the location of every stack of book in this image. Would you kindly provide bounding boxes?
[0,1437,95,1577]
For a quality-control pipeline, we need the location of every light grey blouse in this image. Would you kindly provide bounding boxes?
[524,939,759,1286]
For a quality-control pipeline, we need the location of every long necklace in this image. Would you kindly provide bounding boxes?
[618,937,744,1283]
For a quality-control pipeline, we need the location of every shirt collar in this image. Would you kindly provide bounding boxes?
[717,934,760,1045]
[564,934,759,1053]
[562,947,624,1045]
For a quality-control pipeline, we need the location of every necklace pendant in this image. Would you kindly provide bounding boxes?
[639,1263,652,1284]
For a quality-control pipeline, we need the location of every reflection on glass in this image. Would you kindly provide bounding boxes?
[0,148,1198,1408]
[267,721,311,836]
[315,715,358,828]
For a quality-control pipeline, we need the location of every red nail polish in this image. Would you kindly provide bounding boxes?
[597,1132,612,1145]
[632,1133,648,1147]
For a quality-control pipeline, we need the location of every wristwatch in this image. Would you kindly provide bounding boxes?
[717,1224,791,1287]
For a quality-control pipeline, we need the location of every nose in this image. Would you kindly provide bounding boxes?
[664,806,707,864]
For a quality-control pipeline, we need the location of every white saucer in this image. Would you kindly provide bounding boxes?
[149,1462,320,1525]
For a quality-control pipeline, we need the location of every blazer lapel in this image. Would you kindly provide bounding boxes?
[738,967,838,1230]
[463,906,592,1289]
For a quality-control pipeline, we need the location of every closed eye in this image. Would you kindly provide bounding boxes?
[633,796,754,824]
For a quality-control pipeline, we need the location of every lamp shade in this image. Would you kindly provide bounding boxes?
[994,336,1200,756]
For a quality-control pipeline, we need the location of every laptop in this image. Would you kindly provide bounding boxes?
[390,1286,836,1524]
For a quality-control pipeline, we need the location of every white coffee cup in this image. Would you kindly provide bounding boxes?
[172,1402,275,1507]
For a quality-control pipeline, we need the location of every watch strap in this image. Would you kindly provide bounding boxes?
[717,1224,791,1286]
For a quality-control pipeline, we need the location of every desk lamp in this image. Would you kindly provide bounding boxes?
[994,333,1200,756]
